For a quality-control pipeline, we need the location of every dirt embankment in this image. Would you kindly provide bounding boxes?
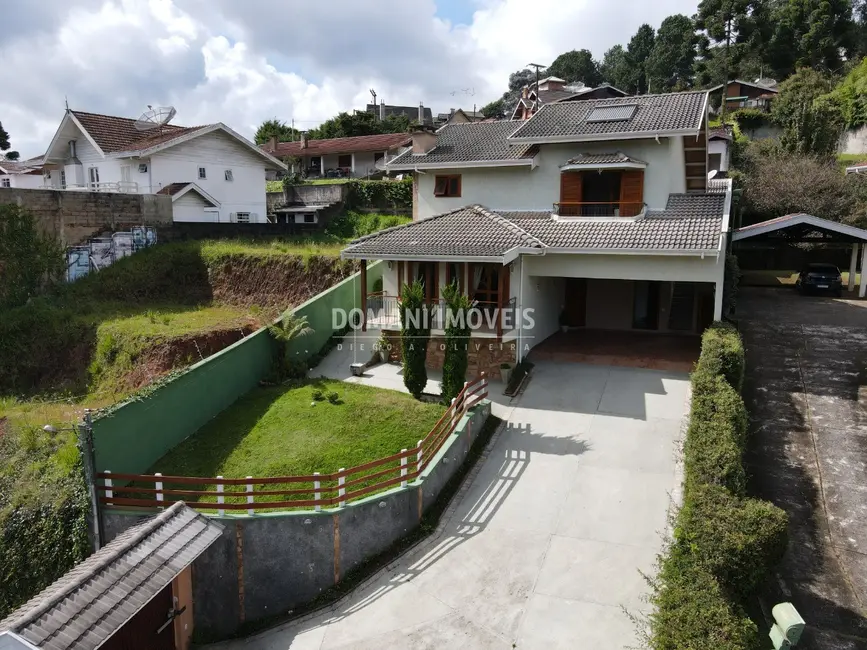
[208,256,358,312]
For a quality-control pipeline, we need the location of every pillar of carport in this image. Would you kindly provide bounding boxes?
[861,244,867,298]
[849,244,859,292]
[713,278,724,321]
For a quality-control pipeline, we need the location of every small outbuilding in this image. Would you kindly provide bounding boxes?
[0,503,223,650]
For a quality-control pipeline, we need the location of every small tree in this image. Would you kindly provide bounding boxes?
[268,312,313,378]
[399,280,430,399]
[441,282,472,403]
[0,204,64,309]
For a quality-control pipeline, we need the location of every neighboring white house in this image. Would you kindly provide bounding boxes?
[341,91,732,377]
[0,160,44,189]
[40,109,286,223]
[708,126,732,173]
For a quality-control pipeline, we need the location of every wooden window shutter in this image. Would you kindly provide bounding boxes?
[559,171,583,203]
[619,170,644,216]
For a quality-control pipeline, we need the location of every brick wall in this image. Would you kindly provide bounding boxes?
[0,187,173,246]
[381,329,516,380]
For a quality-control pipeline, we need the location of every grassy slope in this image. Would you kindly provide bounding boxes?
[151,380,444,479]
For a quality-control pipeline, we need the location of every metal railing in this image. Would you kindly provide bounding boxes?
[366,294,518,337]
[42,181,140,193]
[96,375,489,513]
[554,201,644,217]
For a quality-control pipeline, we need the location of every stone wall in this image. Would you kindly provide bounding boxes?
[0,187,173,246]
[381,330,517,380]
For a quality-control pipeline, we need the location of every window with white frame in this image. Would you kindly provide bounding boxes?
[1,178,10,188]
[88,167,100,188]
[303,213,316,223]
[60,170,66,189]
[198,167,207,180]
[224,169,234,181]
[138,163,148,173]
[235,212,251,223]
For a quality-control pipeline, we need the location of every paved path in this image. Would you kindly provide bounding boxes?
[740,288,867,649]
[212,361,689,649]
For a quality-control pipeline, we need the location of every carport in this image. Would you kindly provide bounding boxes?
[733,213,867,297]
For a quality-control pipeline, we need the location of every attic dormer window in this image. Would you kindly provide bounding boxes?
[586,104,638,123]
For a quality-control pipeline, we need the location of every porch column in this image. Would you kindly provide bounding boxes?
[360,259,367,331]
[860,245,867,299]
[351,153,356,176]
[849,243,860,292]
[320,157,325,177]
[713,279,724,321]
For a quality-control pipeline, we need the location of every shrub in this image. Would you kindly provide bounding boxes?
[327,391,339,404]
[0,204,65,309]
[312,389,324,401]
[440,282,472,404]
[650,551,760,650]
[684,415,747,495]
[324,211,410,239]
[696,323,746,394]
[731,108,773,131]
[398,280,430,399]
[676,484,789,600]
[344,179,412,212]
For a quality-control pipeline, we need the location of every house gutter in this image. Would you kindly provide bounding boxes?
[388,157,538,172]
[507,127,700,145]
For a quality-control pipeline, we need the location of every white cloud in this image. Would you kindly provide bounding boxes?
[0,0,696,157]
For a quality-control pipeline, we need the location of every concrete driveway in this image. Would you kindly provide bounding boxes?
[739,288,867,649]
[211,361,689,649]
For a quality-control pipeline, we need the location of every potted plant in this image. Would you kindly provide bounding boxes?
[500,362,513,385]
[559,309,569,333]
[377,333,390,363]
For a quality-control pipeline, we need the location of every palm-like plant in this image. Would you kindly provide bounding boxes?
[269,312,313,378]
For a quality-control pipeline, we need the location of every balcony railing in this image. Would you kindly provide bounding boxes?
[554,202,644,217]
[42,181,140,193]
[366,293,518,338]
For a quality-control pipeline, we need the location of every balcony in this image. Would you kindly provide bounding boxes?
[42,181,140,194]
[554,201,644,218]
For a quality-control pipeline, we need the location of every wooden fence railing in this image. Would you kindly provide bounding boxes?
[96,374,488,514]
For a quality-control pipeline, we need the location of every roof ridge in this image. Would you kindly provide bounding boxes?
[71,109,191,129]
[2,503,188,632]
[471,205,546,249]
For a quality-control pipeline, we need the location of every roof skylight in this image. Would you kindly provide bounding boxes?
[585,104,638,123]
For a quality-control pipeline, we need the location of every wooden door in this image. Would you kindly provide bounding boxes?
[559,172,583,215]
[619,170,644,216]
[101,584,176,650]
[564,278,587,327]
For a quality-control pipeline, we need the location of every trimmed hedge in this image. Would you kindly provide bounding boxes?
[650,324,788,650]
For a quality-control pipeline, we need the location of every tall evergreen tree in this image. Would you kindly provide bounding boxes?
[600,45,632,90]
[547,49,603,86]
[646,14,699,92]
[254,118,300,145]
[626,24,657,94]
[767,0,854,77]
[0,121,9,152]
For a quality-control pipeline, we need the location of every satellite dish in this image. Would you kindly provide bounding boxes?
[134,105,177,131]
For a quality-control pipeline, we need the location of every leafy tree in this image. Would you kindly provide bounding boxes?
[399,280,430,399]
[767,0,854,77]
[827,57,867,128]
[308,110,414,140]
[647,14,699,92]
[0,121,9,151]
[626,24,657,94]
[440,282,472,404]
[600,45,632,90]
[380,113,415,133]
[480,99,505,119]
[254,118,300,145]
[772,67,844,157]
[547,49,602,86]
[3,151,19,161]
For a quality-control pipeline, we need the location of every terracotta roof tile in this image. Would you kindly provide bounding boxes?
[262,133,411,157]
[70,110,207,153]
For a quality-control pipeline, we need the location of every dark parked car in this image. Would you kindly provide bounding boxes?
[796,263,843,296]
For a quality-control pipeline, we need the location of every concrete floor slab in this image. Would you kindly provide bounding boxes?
[208,360,688,649]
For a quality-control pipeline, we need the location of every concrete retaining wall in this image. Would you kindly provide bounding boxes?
[102,400,491,640]
[0,187,172,246]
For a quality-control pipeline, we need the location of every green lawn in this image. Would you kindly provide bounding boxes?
[149,380,445,505]
[199,237,346,260]
[741,269,862,287]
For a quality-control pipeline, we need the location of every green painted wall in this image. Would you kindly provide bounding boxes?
[92,262,382,475]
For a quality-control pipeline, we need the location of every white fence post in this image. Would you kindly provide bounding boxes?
[246,476,254,516]
[104,470,113,506]
[416,439,424,475]
[314,472,321,512]
[400,450,408,488]
[217,476,225,516]
[155,473,163,507]
[338,469,346,507]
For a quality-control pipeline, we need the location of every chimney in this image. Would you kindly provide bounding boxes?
[268,135,277,151]
[380,100,385,121]
[521,86,529,100]
[418,102,424,124]
[411,126,437,154]
[300,132,308,149]
[450,108,455,116]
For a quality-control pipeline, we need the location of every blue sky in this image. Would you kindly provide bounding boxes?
[435,0,478,25]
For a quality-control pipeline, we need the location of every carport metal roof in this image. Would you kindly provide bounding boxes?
[733,213,867,244]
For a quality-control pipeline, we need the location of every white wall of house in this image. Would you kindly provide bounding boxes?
[171,192,210,222]
[708,139,729,172]
[0,173,44,189]
[522,251,724,285]
[518,261,563,352]
[147,132,270,223]
[414,137,683,219]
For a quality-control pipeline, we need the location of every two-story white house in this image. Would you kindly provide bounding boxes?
[40,110,286,223]
[340,91,732,379]
[0,160,44,189]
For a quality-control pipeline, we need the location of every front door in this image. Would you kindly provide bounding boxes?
[564,278,587,327]
[101,583,176,650]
